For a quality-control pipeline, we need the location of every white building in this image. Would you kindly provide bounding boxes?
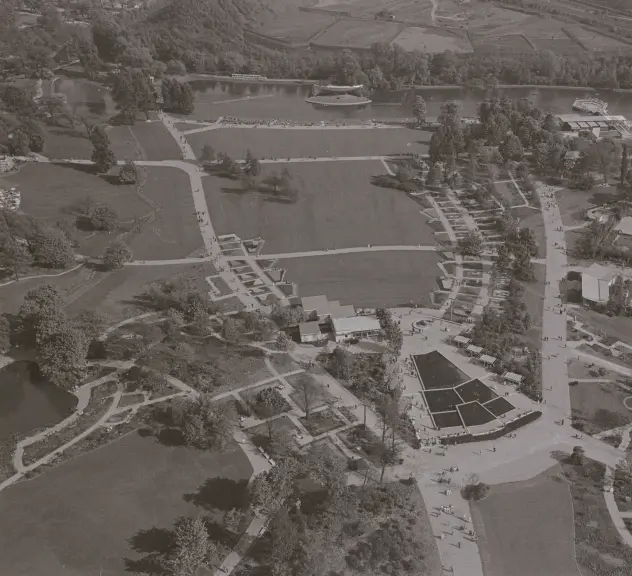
[298,321,323,344]
[332,316,381,343]
[581,263,619,305]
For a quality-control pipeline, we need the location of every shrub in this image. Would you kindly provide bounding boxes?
[461,482,490,501]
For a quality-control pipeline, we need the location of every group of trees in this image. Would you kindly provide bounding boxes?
[89,125,117,173]
[161,77,194,115]
[111,68,157,123]
[13,284,108,389]
[375,308,403,357]
[0,84,46,156]
[495,223,538,282]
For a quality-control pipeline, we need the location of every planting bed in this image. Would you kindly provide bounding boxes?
[433,411,463,429]
[455,379,498,404]
[457,401,497,427]
[300,408,345,436]
[412,350,470,390]
[423,389,461,413]
[484,397,515,417]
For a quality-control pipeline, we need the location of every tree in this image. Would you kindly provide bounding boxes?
[9,129,30,156]
[412,95,426,126]
[0,236,32,279]
[92,143,117,173]
[438,100,461,129]
[74,309,109,342]
[16,284,65,346]
[167,516,216,576]
[295,374,323,420]
[276,331,294,351]
[37,318,88,389]
[499,133,524,162]
[31,226,74,268]
[172,394,236,450]
[249,458,299,512]
[304,443,347,497]
[0,316,10,353]
[103,239,132,269]
[395,163,412,184]
[90,205,119,231]
[118,160,139,184]
[425,162,444,186]
[271,304,305,327]
[199,144,215,164]
[458,230,483,257]
[221,316,240,342]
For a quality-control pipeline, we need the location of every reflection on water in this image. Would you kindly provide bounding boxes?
[55,78,117,118]
[0,361,77,442]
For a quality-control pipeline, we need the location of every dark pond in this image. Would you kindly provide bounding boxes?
[0,361,77,442]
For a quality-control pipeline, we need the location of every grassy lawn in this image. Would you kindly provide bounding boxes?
[257,11,333,42]
[313,19,401,48]
[300,408,345,436]
[574,308,632,347]
[614,468,632,513]
[555,185,618,227]
[519,263,545,350]
[240,384,291,419]
[244,415,300,448]
[286,372,331,412]
[510,206,546,259]
[337,424,384,464]
[569,380,632,434]
[3,164,201,260]
[67,263,216,321]
[0,432,253,576]
[107,121,182,161]
[471,464,580,576]
[280,251,443,308]
[204,161,436,254]
[188,127,428,160]
[560,453,632,575]
[269,353,301,374]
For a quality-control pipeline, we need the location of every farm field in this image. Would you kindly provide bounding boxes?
[311,0,435,20]
[570,380,632,434]
[392,27,472,53]
[3,163,201,261]
[472,465,579,576]
[204,161,437,254]
[107,121,183,161]
[67,263,216,321]
[279,251,443,308]
[187,127,429,161]
[0,432,253,576]
[311,19,402,48]
[471,34,534,54]
[256,10,334,43]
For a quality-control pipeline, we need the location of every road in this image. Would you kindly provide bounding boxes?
[537,182,572,416]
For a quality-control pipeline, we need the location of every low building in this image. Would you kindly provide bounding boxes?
[453,335,470,347]
[502,372,523,386]
[301,295,331,320]
[479,354,497,367]
[581,263,619,305]
[466,344,483,357]
[332,316,381,342]
[615,216,632,237]
[557,114,628,131]
[298,321,323,344]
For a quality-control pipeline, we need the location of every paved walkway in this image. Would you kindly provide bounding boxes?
[246,245,443,260]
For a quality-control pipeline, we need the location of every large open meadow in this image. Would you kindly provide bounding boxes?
[0,432,253,576]
[107,121,183,161]
[311,19,402,48]
[279,251,443,307]
[203,160,437,254]
[187,127,429,160]
[471,465,580,576]
[3,163,201,260]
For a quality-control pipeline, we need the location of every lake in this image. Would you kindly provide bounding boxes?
[0,361,77,442]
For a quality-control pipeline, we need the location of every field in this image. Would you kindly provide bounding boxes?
[204,161,437,254]
[187,127,429,160]
[471,34,534,54]
[3,163,201,260]
[312,19,402,48]
[0,432,253,576]
[413,351,470,390]
[279,251,443,308]
[106,121,183,161]
[67,263,216,321]
[256,11,334,43]
[391,27,472,53]
[471,465,580,576]
[309,0,435,20]
[570,380,632,434]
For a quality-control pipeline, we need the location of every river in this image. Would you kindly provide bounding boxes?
[0,361,77,443]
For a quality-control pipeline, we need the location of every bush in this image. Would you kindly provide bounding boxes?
[461,482,490,501]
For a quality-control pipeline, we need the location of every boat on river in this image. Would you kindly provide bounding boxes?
[572,98,608,115]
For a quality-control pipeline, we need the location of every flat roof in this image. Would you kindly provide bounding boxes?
[329,301,355,319]
[503,371,523,384]
[557,114,626,123]
[453,335,470,344]
[466,344,483,354]
[298,321,322,336]
[332,316,381,334]
[479,354,497,364]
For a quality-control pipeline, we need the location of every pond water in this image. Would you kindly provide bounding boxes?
[188,80,632,122]
[0,361,77,442]
[54,77,117,119]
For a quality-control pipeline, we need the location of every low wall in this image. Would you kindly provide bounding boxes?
[440,410,542,445]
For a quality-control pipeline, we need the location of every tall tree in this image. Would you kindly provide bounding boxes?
[412,95,426,126]
[31,227,74,268]
[103,239,132,269]
[167,516,216,576]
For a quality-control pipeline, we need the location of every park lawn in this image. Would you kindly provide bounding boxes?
[107,121,182,161]
[555,185,618,227]
[312,19,401,48]
[204,161,437,254]
[280,251,442,308]
[561,454,632,575]
[43,126,95,160]
[0,432,253,576]
[257,10,333,42]
[510,206,545,259]
[4,163,201,261]
[519,263,545,351]
[67,263,216,321]
[569,380,632,434]
[300,408,345,436]
[188,127,428,160]
[573,308,632,347]
[471,464,580,576]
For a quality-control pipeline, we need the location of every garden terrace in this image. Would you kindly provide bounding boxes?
[412,351,470,390]
[457,401,497,427]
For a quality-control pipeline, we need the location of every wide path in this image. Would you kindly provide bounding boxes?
[241,245,443,261]
[537,182,571,416]
[181,122,403,136]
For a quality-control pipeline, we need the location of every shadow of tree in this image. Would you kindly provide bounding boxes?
[184,477,250,511]
[123,526,174,575]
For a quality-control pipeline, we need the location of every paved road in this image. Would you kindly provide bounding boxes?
[537,182,572,417]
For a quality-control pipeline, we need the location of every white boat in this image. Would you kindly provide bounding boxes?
[572,98,608,115]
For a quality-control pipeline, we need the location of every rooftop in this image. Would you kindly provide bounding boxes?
[332,316,381,334]
[298,321,322,337]
[301,295,330,317]
[615,216,632,236]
